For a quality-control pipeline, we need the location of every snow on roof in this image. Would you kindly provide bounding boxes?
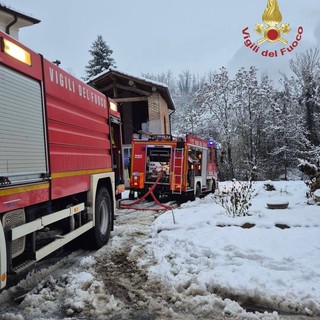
[88,67,169,89]
[0,2,40,24]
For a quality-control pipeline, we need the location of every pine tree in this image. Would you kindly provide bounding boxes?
[85,35,116,80]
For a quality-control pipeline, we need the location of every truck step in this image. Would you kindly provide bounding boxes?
[12,260,37,275]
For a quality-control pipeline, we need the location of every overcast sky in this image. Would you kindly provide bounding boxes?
[3,0,320,82]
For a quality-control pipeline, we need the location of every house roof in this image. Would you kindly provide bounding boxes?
[87,68,175,111]
[0,4,40,30]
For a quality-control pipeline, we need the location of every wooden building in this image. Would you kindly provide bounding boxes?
[88,69,176,185]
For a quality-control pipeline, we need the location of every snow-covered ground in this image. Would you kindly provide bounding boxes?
[139,180,320,318]
[0,181,319,319]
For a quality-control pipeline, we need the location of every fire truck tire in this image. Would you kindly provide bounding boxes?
[91,187,112,248]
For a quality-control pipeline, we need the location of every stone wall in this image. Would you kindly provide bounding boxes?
[148,92,170,135]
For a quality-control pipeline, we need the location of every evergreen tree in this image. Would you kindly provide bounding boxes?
[85,35,116,80]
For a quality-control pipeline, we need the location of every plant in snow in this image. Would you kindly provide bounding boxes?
[84,35,116,80]
[298,159,320,197]
[214,179,254,217]
[264,181,276,191]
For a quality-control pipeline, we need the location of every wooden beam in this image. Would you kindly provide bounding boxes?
[98,84,114,92]
[94,83,151,97]
[116,84,152,96]
[113,96,148,103]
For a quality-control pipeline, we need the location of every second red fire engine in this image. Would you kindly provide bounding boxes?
[130,134,218,200]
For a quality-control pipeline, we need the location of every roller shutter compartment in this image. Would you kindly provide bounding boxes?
[0,64,47,185]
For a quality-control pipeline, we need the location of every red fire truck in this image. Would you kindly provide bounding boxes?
[0,31,124,289]
[130,134,218,200]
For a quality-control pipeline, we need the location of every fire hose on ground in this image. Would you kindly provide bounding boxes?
[118,171,173,212]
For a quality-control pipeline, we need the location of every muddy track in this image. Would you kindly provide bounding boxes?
[68,209,224,320]
[83,210,217,320]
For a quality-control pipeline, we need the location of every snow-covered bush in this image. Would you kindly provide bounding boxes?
[214,179,254,217]
[264,181,276,191]
[298,159,320,198]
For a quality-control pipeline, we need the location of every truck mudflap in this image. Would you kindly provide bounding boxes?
[0,219,7,289]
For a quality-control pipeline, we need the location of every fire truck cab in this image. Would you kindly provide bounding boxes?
[130,134,218,200]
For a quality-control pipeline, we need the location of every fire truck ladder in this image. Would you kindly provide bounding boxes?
[171,148,184,195]
[119,171,173,212]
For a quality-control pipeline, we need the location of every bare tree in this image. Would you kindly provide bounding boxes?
[265,80,310,179]
[196,67,236,179]
[289,48,320,147]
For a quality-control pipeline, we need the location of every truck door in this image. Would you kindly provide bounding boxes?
[110,115,125,197]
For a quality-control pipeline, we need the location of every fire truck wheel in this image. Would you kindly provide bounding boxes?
[92,187,112,248]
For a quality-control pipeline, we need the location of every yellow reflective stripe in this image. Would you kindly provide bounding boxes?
[0,169,113,196]
[51,168,113,179]
[0,182,49,196]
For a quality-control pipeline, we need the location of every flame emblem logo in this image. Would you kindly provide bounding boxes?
[255,0,291,44]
